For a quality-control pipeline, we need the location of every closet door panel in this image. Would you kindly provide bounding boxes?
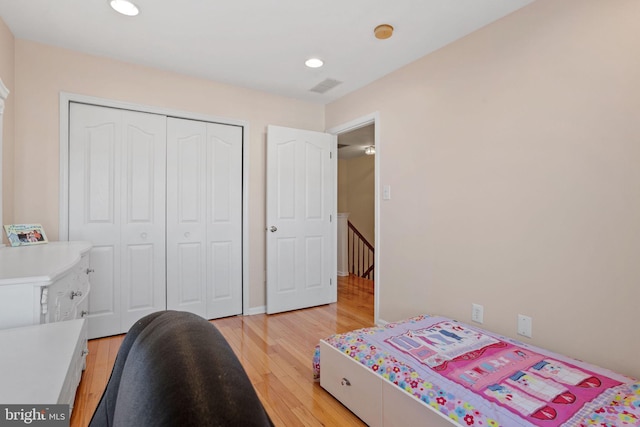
[69,103,122,338]
[86,131,115,222]
[125,245,154,303]
[120,111,167,332]
[210,242,231,296]
[166,118,207,317]
[70,104,167,338]
[177,242,204,303]
[206,123,242,318]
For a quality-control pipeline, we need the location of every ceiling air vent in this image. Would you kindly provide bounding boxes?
[309,78,342,94]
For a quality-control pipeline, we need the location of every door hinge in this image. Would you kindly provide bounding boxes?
[330,278,333,286]
[330,151,332,159]
[330,214,332,222]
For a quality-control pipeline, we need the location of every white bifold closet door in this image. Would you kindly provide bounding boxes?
[166,118,242,319]
[69,103,167,339]
[69,103,243,339]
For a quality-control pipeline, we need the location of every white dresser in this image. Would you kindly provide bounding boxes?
[0,241,92,329]
[0,319,88,409]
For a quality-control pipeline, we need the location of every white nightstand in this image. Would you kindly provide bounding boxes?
[0,319,88,411]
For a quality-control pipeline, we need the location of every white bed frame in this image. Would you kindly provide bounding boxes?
[320,340,460,427]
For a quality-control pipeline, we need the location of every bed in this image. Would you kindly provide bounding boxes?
[313,314,640,427]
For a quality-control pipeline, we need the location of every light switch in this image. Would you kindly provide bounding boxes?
[472,303,484,324]
[383,185,391,200]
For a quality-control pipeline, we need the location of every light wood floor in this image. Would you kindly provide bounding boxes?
[70,274,374,427]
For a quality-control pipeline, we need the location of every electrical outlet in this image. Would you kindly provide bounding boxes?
[471,303,484,324]
[518,314,532,338]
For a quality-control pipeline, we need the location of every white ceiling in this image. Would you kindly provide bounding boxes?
[0,0,533,104]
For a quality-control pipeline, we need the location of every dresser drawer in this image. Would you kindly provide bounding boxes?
[74,253,91,294]
[57,319,88,409]
[45,252,91,322]
[319,340,383,427]
[47,270,74,322]
[74,284,90,321]
[70,253,91,318]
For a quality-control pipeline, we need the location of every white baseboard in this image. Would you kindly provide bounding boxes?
[245,305,266,316]
[377,318,389,327]
[337,271,349,277]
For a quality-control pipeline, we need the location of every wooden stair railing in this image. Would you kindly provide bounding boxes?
[347,221,374,280]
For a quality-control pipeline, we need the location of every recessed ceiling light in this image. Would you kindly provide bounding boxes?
[110,0,139,16]
[305,58,324,68]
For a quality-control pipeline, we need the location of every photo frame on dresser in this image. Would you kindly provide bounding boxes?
[3,223,48,247]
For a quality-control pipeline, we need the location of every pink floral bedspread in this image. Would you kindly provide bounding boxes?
[313,315,640,426]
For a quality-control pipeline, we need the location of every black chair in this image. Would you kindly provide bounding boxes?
[89,311,274,427]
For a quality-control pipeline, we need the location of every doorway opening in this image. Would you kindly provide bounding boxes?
[328,113,380,324]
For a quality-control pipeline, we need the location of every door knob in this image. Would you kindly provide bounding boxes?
[269,226,277,232]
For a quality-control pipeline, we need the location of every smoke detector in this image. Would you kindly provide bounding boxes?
[374,24,394,40]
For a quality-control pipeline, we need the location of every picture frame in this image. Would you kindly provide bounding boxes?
[3,224,48,247]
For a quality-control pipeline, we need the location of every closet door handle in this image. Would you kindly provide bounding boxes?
[269,226,277,232]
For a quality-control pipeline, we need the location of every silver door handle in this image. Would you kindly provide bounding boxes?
[269,226,277,232]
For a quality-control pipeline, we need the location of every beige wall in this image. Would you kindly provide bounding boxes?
[0,18,15,242]
[12,39,324,309]
[337,155,375,245]
[327,0,640,378]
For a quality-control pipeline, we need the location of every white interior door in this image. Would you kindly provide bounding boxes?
[69,103,166,338]
[166,118,243,319]
[69,103,121,338]
[205,122,243,318]
[266,125,336,314]
[120,110,167,332]
[166,118,208,317]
